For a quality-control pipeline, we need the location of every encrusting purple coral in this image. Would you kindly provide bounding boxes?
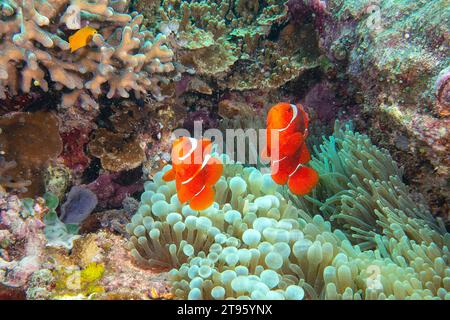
[85,173,143,209]
[287,0,327,32]
[435,66,450,117]
[302,80,341,123]
[183,108,219,134]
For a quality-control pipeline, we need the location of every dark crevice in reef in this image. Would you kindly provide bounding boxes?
[81,157,101,184]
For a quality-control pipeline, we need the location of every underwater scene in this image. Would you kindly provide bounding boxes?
[0,0,449,302]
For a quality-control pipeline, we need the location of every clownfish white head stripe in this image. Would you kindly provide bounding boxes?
[179,137,198,161]
[278,104,298,132]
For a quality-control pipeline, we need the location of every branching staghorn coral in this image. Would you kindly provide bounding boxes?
[128,126,449,300]
[0,0,177,109]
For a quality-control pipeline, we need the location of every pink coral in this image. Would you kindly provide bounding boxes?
[0,193,46,288]
[60,128,92,175]
[287,0,328,32]
[302,81,340,123]
[435,67,450,117]
[85,173,143,209]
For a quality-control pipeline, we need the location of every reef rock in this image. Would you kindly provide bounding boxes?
[295,0,450,217]
[0,192,46,290]
[0,111,63,197]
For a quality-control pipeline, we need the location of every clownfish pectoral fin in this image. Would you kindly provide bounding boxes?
[162,168,176,181]
[279,132,305,157]
[177,182,194,203]
[205,157,223,185]
[287,166,319,196]
[189,186,215,211]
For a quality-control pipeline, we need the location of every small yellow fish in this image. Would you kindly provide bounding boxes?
[69,26,97,53]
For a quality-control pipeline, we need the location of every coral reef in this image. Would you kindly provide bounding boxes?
[43,192,80,250]
[0,0,178,108]
[88,128,146,172]
[0,91,42,116]
[26,231,171,299]
[306,0,449,218]
[0,0,447,302]
[44,163,72,201]
[60,128,92,176]
[51,261,106,298]
[183,108,219,133]
[0,157,31,193]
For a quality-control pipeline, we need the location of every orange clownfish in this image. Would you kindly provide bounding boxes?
[262,102,319,195]
[68,25,97,53]
[162,137,223,211]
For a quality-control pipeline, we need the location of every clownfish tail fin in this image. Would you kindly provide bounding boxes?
[189,186,215,211]
[287,165,319,196]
